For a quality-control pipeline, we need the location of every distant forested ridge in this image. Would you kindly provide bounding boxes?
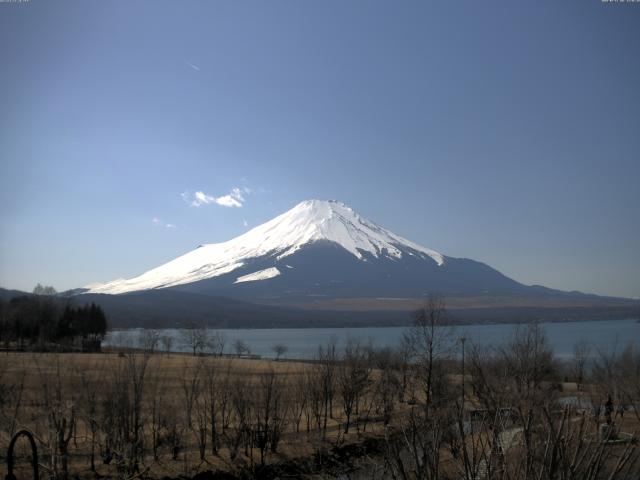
[0,285,637,330]
[0,284,107,351]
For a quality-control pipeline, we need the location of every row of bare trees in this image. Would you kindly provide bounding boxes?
[0,343,403,479]
[1,303,639,479]
[382,298,640,480]
[114,327,261,359]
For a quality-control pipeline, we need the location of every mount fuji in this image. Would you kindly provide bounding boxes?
[65,199,640,327]
[87,200,563,302]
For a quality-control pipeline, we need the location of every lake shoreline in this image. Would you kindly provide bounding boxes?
[104,318,639,360]
[106,314,639,332]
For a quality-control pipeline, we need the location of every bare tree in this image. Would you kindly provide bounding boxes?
[207,331,227,356]
[271,343,288,361]
[227,377,251,460]
[146,363,168,461]
[181,359,202,431]
[337,338,371,433]
[396,337,413,403]
[467,323,557,479]
[0,356,26,439]
[233,338,250,357]
[193,364,208,461]
[405,296,454,415]
[160,334,173,356]
[592,342,640,423]
[218,360,234,432]
[617,343,640,421]
[305,368,325,435]
[315,340,337,439]
[126,352,151,474]
[33,283,57,296]
[180,324,210,356]
[138,329,160,353]
[202,357,221,454]
[36,355,77,480]
[99,351,151,476]
[571,340,591,384]
[384,297,455,480]
[77,360,105,472]
[291,372,308,433]
[372,347,401,427]
[164,408,183,461]
[253,368,288,465]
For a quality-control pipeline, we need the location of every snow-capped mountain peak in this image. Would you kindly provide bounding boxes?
[86,200,444,294]
[254,199,444,263]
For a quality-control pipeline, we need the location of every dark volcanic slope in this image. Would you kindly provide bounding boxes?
[169,242,582,303]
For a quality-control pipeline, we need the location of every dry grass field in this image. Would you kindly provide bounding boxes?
[1,320,638,480]
[0,350,394,479]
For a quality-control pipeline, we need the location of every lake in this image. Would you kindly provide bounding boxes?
[103,318,639,360]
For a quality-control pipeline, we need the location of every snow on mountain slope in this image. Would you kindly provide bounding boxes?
[86,199,444,294]
[234,267,281,284]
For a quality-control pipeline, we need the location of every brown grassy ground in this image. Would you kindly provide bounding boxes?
[1,351,637,479]
[0,351,387,479]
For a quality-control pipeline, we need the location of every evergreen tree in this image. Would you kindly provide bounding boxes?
[3,294,108,350]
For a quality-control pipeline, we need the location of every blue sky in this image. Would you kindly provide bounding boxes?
[1,1,639,298]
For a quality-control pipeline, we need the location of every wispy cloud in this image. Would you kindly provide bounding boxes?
[185,61,200,71]
[152,217,177,228]
[182,187,249,208]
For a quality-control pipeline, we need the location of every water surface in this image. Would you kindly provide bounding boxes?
[104,318,638,360]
